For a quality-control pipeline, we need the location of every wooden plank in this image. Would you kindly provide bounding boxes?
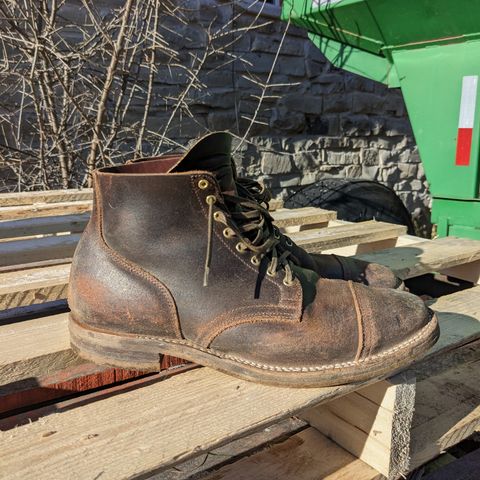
[0,189,93,207]
[0,207,329,242]
[272,206,336,229]
[0,191,280,212]
[356,374,415,412]
[355,236,480,280]
[410,355,480,470]
[0,264,70,310]
[0,206,334,270]
[441,259,480,284]
[0,362,147,416]
[0,213,90,240]
[0,215,346,271]
[0,365,194,432]
[0,313,72,386]
[322,233,429,257]
[268,198,283,211]
[0,234,80,267]
[291,220,407,253]
[305,345,480,479]
[0,311,185,391]
[199,428,381,480]
[152,418,307,480]
[0,191,280,211]
[304,287,480,479]
[303,372,416,478]
[0,287,479,479]
[0,367,380,479]
[2,234,480,312]
[0,200,92,221]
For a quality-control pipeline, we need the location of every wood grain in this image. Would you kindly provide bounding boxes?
[0,287,479,479]
[292,220,407,253]
[0,201,92,221]
[0,313,71,386]
[303,372,416,478]
[302,371,415,479]
[0,366,373,479]
[0,363,145,415]
[0,189,93,207]
[410,355,480,470]
[0,234,80,267]
[200,428,381,480]
[151,418,307,480]
[0,221,417,309]
[302,288,480,478]
[355,236,480,280]
[0,213,90,239]
[0,263,70,310]
[272,206,336,228]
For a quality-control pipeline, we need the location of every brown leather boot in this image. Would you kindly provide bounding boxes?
[68,146,438,387]
[130,132,403,290]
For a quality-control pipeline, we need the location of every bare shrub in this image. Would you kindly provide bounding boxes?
[0,0,292,190]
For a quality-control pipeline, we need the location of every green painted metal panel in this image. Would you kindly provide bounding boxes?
[432,198,480,236]
[283,0,480,238]
[283,0,480,54]
[282,0,385,54]
[449,225,480,240]
[308,33,400,86]
[392,41,480,200]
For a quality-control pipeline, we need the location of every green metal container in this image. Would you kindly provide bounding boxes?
[282,0,480,239]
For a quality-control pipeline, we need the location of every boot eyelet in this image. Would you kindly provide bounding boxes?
[267,269,276,277]
[251,255,260,266]
[223,228,234,238]
[285,238,293,247]
[213,211,222,222]
[198,179,209,189]
[283,278,294,286]
[273,229,280,240]
[236,242,247,253]
[206,195,217,205]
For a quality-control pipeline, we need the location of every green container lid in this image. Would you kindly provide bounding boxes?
[283,0,480,55]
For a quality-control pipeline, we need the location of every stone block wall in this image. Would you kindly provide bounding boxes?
[151,1,431,233]
[229,4,431,234]
[0,0,432,233]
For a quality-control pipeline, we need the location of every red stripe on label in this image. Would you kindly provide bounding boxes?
[455,127,473,166]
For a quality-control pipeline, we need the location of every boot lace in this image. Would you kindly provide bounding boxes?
[236,176,296,248]
[204,191,295,288]
[236,177,272,206]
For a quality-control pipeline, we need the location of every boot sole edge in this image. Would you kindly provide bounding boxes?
[69,313,439,388]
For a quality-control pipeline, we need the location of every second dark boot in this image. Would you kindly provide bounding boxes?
[130,132,403,289]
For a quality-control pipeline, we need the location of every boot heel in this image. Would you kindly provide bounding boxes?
[69,315,167,371]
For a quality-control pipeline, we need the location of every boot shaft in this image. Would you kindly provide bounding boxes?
[69,162,302,345]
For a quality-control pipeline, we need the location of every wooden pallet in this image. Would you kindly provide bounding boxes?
[0,194,406,309]
[0,191,479,480]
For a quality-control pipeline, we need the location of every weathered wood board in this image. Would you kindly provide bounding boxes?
[1,287,479,479]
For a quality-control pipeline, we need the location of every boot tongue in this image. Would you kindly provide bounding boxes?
[170,132,238,195]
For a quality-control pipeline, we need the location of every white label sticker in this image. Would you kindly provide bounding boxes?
[458,75,479,129]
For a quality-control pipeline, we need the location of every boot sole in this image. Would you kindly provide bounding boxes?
[69,312,439,388]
